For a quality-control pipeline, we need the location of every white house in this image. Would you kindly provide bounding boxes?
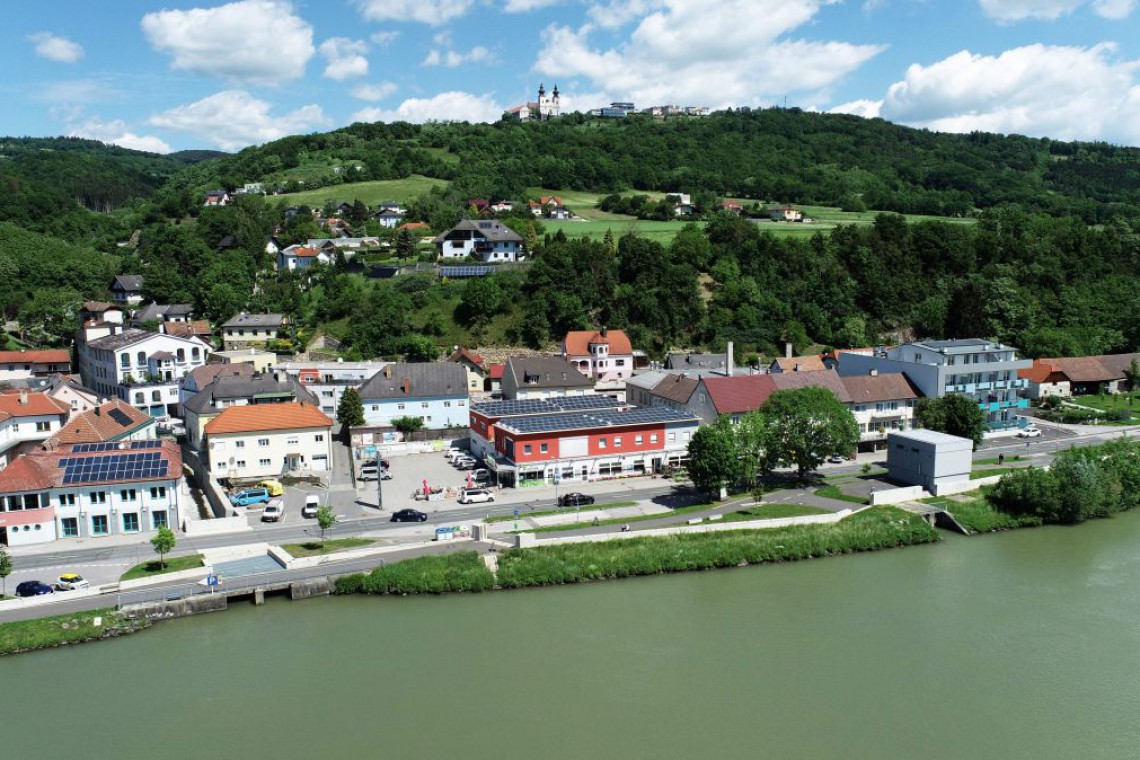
[182,373,319,452]
[358,363,469,429]
[275,360,389,417]
[500,356,595,401]
[220,314,287,351]
[0,439,183,547]
[277,245,330,272]
[203,402,333,482]
[562,328,635,382]
[372,209,405,228]
[840,372,922,453]
[0,349,71,382]
[434,220,524,262]
[110,275,145,306]
[0,391,70,470]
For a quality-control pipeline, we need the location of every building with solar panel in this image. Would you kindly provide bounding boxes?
[434,220,524,262]
[0,439,183,548]
[467,397,698,487]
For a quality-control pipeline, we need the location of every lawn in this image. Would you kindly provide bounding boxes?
[1070,392,1140,418]
[926,496,1041,533]
[525,187,667,222]
[543,219,701,246]
[721,503,833,522]
[273,175,448,208]
[815,484,871,506]
[282,538,374,557]
[970,467,1020,480]
[120,554,204,581]
[0,608,147,656]
[526,500,721,533]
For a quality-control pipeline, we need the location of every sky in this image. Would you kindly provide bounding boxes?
[4,0,1140,154]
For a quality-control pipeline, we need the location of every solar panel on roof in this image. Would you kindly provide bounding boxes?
[439,266,493,278]
[108,408,134,426]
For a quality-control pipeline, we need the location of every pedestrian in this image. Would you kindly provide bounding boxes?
[998,453,1005,465]
[621,523,630,532]
[592,516,600,527]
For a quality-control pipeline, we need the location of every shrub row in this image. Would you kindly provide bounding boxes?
[945,497,1042,533]
[494,507,938,588]
[334,551,494,595]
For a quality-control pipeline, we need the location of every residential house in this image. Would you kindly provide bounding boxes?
[372,208,405,228]
[76,324,211,418]
[673,202,695,216]
[769,354,828,374]
[306,237,379,252]
[1,374,100,419]
[0,439,183,547]
[275,360,389,417]
[486,363,505,395]
[375,201,405,214]
[203,190,231,207]
[501,356,594,401]
[840,372,922,452]
[627,372,702,411]
[720,201,744,214]
[163,320,213,344]
[548,206,573,220]
[0,392,70,470]
[562,328,634,382]
[357,363,469,429]
[220,313,287,351]
[203,402,333,482]
[0,349,71,382]
[664,351,747,375]
[1019,356,1126,399]
[82,301,124,325]
[434,220,524,262]
[528,196,563,216]
[448,348,488,394]
[489,200,514,214]
[277,245,328,272]
[1093,353,1140,391]
[133,303,194,326]
[769,204,802,222]
[211,348,278,374]
[838,339,1031,430]
[110,275,145,306]
[180,363,257,408]
[182,372,318,451]
[47,398,156,447]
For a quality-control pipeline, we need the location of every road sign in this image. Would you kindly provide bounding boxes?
[206,574,219,587]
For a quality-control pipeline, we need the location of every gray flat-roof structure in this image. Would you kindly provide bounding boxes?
[886,429,972,493]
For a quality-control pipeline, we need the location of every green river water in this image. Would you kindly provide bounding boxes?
[7,514,1140,759]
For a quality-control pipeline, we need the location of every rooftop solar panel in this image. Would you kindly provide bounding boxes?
[498,406,698,435]
[471,395,626,418]
[108,408,134,426]
[440,266,492,278]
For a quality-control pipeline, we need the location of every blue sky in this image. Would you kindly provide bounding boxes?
[4,0,1140,153]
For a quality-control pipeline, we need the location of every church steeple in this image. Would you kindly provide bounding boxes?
[552,84,559,100]
[538,82,546,97]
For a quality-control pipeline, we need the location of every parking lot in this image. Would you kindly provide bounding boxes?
[353,449,494,514]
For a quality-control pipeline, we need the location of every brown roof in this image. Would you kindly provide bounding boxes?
[701,375,778,415]
[1090,353,1140,377]
[0,439,181,493]
[0,349,71,365]
[840,373,921,404]
[397,222,430,232]
[563,329,633,357]
[769,370,853,403]
[49,399,153,445]
[204,402,332,435]
[0,392,69,421]
[1019,359,1062,384]
[771,355,828,373]
[164,320,213,339]
[448,348,486,369]
[651,374,700,404]
[1044,356,1120,383]
[188,362,256,389]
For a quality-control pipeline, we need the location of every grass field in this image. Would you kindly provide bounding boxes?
[282,538,374,557]
[544,219,701,245]
[273,175,448,208]
[120,554,204,581]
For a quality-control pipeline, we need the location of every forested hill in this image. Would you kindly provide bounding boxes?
[166,109,1140,222]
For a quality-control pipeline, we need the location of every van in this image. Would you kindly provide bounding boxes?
[231,488,271,507]
[470,468,491,485]
[458,488,494,505]
[256,480,285,497]
[302,495,321,518]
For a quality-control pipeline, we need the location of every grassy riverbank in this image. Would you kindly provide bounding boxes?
[0,608,148,656]
[334,552,495,595]
[120,554,204,581]
[922,495,1042,533]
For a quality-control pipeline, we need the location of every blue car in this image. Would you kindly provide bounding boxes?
[230,488,271,507]
[15,580,54,597]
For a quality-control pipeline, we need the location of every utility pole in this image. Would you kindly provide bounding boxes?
[377,462,384,511]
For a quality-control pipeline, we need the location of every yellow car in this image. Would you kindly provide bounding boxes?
[55,573,89,591]
[256,480,285,497]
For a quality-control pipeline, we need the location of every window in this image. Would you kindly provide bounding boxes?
[151,390,161,402]
[235,440,245,448]
[397,403,406,411]
[120,354,130,369]
[120,489,137,502]
[122,513,140,532]
[458,401,465,407]
[371,405,378,412]
[635,435,643,445]
[540,443,548,454]
[287,436,299,446]
[91,515,109,536]
[668,432,676,442]
[421,402,429,409]
[236,460,246,468]
[322,391,333,398]
[259,459,271,467]
[444,401,452,408]
[135,392,144,404]
[152,511,168,529]
[258,438,270,447]
[315,434,325,442]
[36,421,50,432]
[90,491,106,504]
[61,518,78,537]
[599,437,607,449]
[59,493,76,507]
[150,487,166,500]
[650,434,659,444]
[192,347,200,361]
[523,444,532,455]
[614,437,622,447]
[137,351,146,366]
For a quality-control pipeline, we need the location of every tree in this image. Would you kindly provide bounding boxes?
[915,394,986,449]
[151,526,176,570]
[392,416,424,435]
[395,228,416,260]
[686,418,741,496]
[337,387,365,428]
[0,546,11,597]
[760,387,859,479]
[1126,358,1140,393]
[316,505,337,541]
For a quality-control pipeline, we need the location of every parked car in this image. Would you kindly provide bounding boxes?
[54,573,89,591]
[301,495,320,519]
[262,500,285,522]
[827,455,846,464]
[558,492,595,508]
[359,459,392,481]
[458,487,494,505]
[391,508,428,522]
[444,448,466,461]
[15,580,54,597]
[256,480,285,497]
[469,468,492,484]
[455,458,478,470]
[231,488,271,507]
[1017,426,1042,438]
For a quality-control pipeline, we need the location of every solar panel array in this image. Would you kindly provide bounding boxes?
[60,451,168,486]
[108,408,135,426]
[471,395,625,418]
[439,266,492,278]
[71,440,162,454]
[500,406,698,435]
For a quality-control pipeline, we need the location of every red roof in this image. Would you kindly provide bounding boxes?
[448,348,486,368]
[49,399,153,445]
[488,363,505,380]
[204,402,333,435]
[701,375,777,415]
[0,349,70,365]
[563,329,633,357]
[0,440,182,493]
[0,392,69,421]
[1019,359,1059,384]
[291,247,320,258]
[397,222,430,233]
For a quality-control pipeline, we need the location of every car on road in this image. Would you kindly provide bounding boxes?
[390,508,428,522]
[256,480,285,497]
[54,573,89,591]
[1017,426,1042,438]
[827,455,847,464]
[15,580,54,597]
[231,488,271,507]
[262,500,285,522]
[558,492,595,507]
[301,494,321,519]
[458,487,494,504]
[359,465,392,481]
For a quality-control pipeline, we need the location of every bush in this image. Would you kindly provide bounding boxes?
[334,552,494,595]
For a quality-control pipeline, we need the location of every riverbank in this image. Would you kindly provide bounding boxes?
[0,608,149,656]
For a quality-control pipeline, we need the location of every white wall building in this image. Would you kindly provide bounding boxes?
[275,360,389,417]
[0,350,71,382]
[0,392,70,470]
[203,402,333,482]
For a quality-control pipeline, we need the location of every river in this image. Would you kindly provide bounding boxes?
[7,513,1140,759]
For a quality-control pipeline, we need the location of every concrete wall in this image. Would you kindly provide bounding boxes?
[870,485,927,505]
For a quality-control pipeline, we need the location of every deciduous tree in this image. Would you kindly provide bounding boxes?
[151,526,176,570]
[760,387,859,479]
[915,393,986,449]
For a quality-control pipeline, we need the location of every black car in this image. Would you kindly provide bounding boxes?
[558,492,595,507]
[15,580,55,597]
[391,509,428,523]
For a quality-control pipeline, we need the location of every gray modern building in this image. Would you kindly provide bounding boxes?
[886,429,972,492]
[838,339,1031,430]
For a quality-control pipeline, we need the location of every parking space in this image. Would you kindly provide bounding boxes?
[355,451,495,513]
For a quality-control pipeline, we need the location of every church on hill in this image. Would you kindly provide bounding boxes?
[506,83,561,122]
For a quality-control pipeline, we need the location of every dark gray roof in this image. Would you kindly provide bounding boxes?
[183,374,318,414]
[221,313,285,329]
[433,220,523,244]
[134,303,193,323]
[358,363,468,401]
[665,352,745,371]
[87,328,156,351]
[505,356,593,389]
[112,274,144,292]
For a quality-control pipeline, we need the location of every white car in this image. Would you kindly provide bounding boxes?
[458,487,494,505]
[1017,426,1042,438]
[444,448,466,461]
[262,500,285,522]
[301,495,321,519]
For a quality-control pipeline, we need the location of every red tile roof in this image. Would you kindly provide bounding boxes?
[1043,356,1120,383]
[204,402,333,435]
[49,399,153,445]
[701,375,777,415]
[769,370,853,403]
[448,348,486,368]
[563,329,633,357]
[0,392,69,421]
[771,355,828,373]
[188,362,256,389]
[0,440,181,493]
[839,373,921,404]
[164,320,213,339]
[1018,359,1060,384]
[488,363,505,380]
[0,349,70,365]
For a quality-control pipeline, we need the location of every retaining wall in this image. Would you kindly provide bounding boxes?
[121,592,228,621]
[870,486,927,505]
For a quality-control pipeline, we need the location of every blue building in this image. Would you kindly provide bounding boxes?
[358,363,469,429]
[837,339,1031,430]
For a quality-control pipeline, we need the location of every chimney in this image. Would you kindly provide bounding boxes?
[794,363,803,372]
[869,369,878,377]
[785,342,793,359]
[384,365,392,379]
[94,405,101,416]
[18,390,27,405]
[600,326,608,338]
[402,378,411,395]
[726,341,734,377]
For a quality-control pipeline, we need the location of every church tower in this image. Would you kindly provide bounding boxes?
[537,82,560,120]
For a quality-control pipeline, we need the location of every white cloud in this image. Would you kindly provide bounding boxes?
[830,98,883,118]
[423,46,494,67]
[351,81,398,101]
[148,90,329,151]
[141,0,314,85]
[354,0,474,25]
[28,32,84,63]
[504,0,567,10]
[370,31,400,46]
[875,43,1140,144]
[319,37,369,80]
[350,91,503,123]
[978,0,1135,20]
[535,1,882,110]
[68,119,172,154]
[588,0,662,28]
